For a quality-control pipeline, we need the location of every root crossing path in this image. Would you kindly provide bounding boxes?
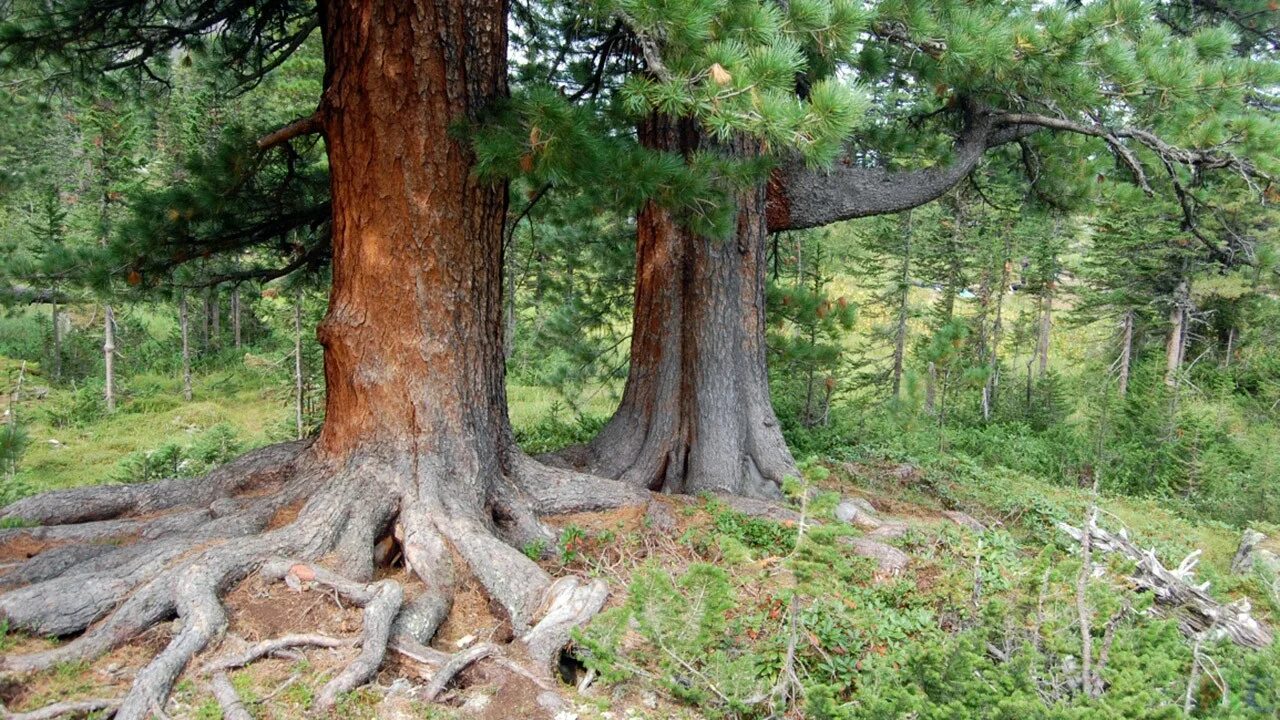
[0,440,646,719]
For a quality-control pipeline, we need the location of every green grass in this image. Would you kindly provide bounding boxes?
[3,351,620,497]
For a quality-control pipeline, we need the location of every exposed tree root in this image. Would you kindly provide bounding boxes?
[203,633,349,674]
[423,642,497,700]
[0,698,121,720]
[0,442,645,719]
[208,673,251,720]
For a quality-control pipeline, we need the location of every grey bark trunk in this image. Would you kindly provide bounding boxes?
[103,305,116,413]
[561,115,797,499]
[50,296,61,382]
[925,361,937,415]
[891,213,911,398]
[503,248,516,361]
[1118,310,1134,399]
[180,295,193,403]
[294,288,304,440]
[201,289,211,351]
[231,287,242,350]
[210,289,220,349]
[1036,285,1053,378]
[1165,279,1188,388]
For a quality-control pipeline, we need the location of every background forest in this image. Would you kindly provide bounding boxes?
[3,1,1280,718]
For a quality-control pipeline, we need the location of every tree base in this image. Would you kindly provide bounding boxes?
[0,441,644,719]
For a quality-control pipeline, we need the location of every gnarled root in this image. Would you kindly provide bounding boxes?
[0,443,634,719]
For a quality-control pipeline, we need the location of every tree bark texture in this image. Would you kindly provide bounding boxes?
[103,305,116,412]
[0,4,643,718]
[180,294,192,403]
[1118,310,1134,399]
[553,115,796,499]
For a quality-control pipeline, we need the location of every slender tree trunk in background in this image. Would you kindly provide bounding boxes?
[231,286,242,349]
[554,114,796,498]
[210,288,220,349]
[504,246,517,360]
[976,268,993,422]
[925,361,937,415]
[180,295,192,402]
[294,288,304,440]
[1223,326,1235,369]
[50,296,61,382]
[983,249,1011,420]
[1165,278,1188,388]
[103,305,116,412]
[201,288,212,351]
[1037,281,1054,378]
[1118,309,1134,399]
[891,212,912,398]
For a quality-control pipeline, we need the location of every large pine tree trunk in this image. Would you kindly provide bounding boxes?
[558,115,796,498]
[0,4,641,715]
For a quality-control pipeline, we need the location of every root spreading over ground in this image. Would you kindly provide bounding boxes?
[0,440,646,719]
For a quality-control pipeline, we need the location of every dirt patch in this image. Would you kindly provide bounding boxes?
[433,581,510,650]
[265,499,307,532]
[543,505,647,535]
[0,534,62,563]
[223,573,364,643]
[455,665,559,720]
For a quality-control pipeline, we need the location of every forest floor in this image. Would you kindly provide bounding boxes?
[2,353,1279,718]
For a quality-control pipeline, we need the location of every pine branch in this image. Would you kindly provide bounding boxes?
[257,112,324,151]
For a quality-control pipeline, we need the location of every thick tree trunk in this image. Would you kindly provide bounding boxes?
[557,115,795,498]
[180,294,192,402]
[0,4,644,718]
[103,305,116,412]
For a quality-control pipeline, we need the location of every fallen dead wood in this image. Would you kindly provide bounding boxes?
[1058,519,1273,649]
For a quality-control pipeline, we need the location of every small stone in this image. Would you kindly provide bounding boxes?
[538,691,567,712]
[644,500,677,534]
[641,689,658,709]
[868,522,909,540]
[944,510,985,532]
[841,537,909,576]
[892,463,919,481]
[461,692,492,712]
[835,500,881,530]
[554,712,579,720]
[455,634,476,649]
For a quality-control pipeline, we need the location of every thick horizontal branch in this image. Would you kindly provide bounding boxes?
[768,102,1037,231]
[769,103,1266,241]
[0,285,70,305]
[256,112,324,151]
